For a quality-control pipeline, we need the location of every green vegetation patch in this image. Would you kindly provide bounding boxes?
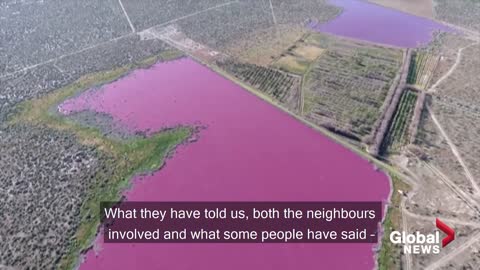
[11,50,191,269]
[273,54,310,74]
[378,174,410,270]
[381,90,418,154]
[217,60,301,103]
[407,51,438,89]
[271,34,326,75]
[303,39,403,140]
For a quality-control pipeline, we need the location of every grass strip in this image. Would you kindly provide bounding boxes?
[378,174,410,270]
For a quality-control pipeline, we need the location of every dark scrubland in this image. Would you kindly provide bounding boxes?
[0,0,131,73]
[1,2,185,267]
[178,1,272,51]
[121,0,229,30]
[175,0,275,51]
[407,51,439,90]
[434,0,480,31]
[0,124,102,269]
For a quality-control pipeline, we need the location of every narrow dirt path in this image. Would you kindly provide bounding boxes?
[429,40,479,92]
[401,197,413,270]
[423,159,480,211]
[425,232,480,270]
[428,110,480,196]
[268,0,277,26]
[118,0,135,33]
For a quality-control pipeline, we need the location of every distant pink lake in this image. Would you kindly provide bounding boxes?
[310,0,451,47]
[60,58,390,270]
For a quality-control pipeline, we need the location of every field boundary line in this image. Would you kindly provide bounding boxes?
[154,0,239,28]
[0,34,134,79]
[118,0,135,33]
[0,1,239,79]
[157,29,412,181]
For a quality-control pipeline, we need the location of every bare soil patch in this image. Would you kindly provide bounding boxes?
[224,25,306,66]
[368,0,434,18]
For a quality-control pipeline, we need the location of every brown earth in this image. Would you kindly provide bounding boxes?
[368,0,434,19]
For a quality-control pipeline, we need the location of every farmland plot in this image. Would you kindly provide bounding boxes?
[303,40,402,140]
[407,51,439,90]
[381,90,417,154]
[217,60,301,112]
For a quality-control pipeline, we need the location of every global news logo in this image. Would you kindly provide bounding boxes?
[389,218,455,254]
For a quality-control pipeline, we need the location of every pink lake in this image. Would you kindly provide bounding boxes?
[60,58,391,270]
[310,0,451,48]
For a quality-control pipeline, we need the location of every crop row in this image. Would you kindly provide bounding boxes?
[407,52,438,89]
[304,44,402,139]
[320,50,399,82]
[381,90,418,154]
[407,52,426,84]
[408,91,426,145]
[217,60,300,105]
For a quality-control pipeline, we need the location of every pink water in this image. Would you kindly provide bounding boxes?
[61,58,391,270]
[310,0,451,48]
